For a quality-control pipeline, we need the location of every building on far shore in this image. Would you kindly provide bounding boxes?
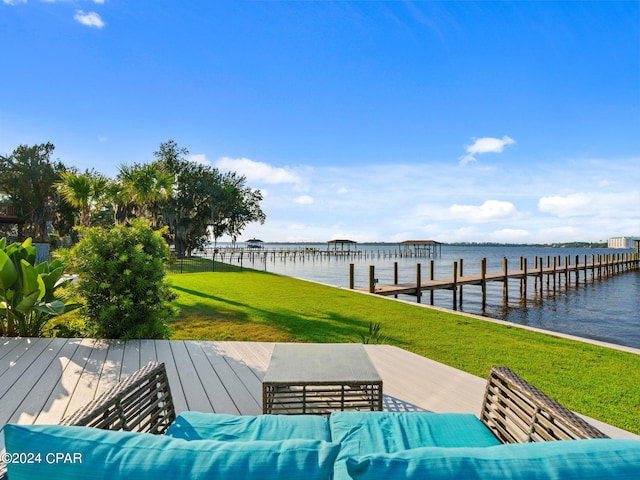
[608,237,638,249]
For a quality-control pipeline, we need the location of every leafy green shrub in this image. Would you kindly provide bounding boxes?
[0,237,79,336]
[69,220,177,339]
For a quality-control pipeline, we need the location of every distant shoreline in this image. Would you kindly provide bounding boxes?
[228,241,617,249]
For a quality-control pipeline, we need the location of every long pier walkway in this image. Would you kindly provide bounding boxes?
[357,252,639,310]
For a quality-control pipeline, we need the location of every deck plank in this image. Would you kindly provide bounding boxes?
[64,339,111,416]
[0,339,55,451]
[35,338,97,424]
[11,339,80,424]
[0,338,53,392]
[96,340,126,396]
[121,339,142,376]
[153,340,188,414]
[139,339,158,366]
[0,339,56,427]
[226,341,272,376]
[200,342,261,415]
[167,340,212,413]
[0,338,65,451]
[0,337,24,364]
[211,342,265,409]
[183,341,239,415]
[0,337,637,457]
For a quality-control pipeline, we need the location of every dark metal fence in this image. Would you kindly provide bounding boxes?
[167,249,246,274]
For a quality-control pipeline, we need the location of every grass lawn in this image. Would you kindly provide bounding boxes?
[168,270,640,435]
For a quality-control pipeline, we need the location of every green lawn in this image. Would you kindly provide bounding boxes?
[167,270,640,435]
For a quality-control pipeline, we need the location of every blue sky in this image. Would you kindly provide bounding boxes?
[1,1,639,244]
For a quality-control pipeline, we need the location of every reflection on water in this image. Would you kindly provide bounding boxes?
[236,244,639,349]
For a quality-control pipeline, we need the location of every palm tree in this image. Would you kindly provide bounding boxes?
[118,162,173,222]
[103,180,126,226]
[56,171,107,228]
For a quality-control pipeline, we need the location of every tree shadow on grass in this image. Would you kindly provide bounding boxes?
[170,285,403,344]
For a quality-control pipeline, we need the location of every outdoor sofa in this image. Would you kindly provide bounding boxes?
[2,361,640,479]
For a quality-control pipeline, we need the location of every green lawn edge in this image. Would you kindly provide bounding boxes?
[168,270,640,435]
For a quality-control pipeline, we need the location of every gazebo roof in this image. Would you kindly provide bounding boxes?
[399,240,442,245]
[328,239,357,244]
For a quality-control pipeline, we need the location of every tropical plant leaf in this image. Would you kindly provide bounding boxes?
[16,290,41,315]
[34,300,67,316]
[0,248,18,290]
[20,259,46,302]
[35,261,49,275]
[42,265,65,292]
[2,236,78,336]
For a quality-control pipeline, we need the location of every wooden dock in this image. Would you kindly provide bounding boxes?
[356,252,639,310]
[211,245,442,264]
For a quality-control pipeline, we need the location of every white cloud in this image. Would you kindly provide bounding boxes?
[538,191,640,220]
[3,0,27,5]
[215,157,301,184]
[294,195,314,205]
[449,200,519,223]
[213,155,638,243]
[538,193,592,217]
[74,10,105,28]
[539,225,583,240]
[460,135,515,165]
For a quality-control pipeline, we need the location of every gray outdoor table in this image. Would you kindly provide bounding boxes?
[262,343,383,414]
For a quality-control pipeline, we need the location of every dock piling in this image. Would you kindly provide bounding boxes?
[452,261,458,311]
[349,251,638,312]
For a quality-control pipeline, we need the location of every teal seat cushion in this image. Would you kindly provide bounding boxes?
[346,439,640,480]
[166,411,330,441]
[329,411,500,480]
[4,423,340,480]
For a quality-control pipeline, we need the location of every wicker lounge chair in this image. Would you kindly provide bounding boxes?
[60,361,176,433]
[0,362,608,480]
[481,366,608,442]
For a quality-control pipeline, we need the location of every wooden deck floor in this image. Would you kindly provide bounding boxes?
[0,337,636,457]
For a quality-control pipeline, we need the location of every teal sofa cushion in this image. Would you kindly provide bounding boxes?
[346,439,640,480]
[166,411,330,441]
[330,411,500,480]
[4,423,340,480]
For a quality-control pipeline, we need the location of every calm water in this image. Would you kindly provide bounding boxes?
[237,244,640,349]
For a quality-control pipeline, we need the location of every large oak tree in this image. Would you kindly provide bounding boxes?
[0,143,62,242]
